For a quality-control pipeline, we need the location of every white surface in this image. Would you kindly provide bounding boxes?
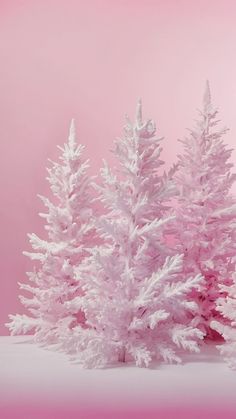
[0,336,236,410]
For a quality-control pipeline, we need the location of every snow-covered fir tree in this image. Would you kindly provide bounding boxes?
[172,81,236,339]
[62,101,204,368]
[6,120,96,344]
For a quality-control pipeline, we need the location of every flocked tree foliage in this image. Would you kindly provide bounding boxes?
[172,81,236,339]
[211,273,236,369]
[61,101,204,368]
[6,120,96,344]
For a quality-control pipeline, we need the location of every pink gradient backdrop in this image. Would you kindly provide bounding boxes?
[0,0,236,336]
[2,406,236,419]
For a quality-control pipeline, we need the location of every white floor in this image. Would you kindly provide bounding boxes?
[1,336,236,413]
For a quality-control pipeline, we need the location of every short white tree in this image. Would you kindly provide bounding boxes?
[6,120,96,345]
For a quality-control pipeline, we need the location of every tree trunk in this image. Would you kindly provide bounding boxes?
[118,346,126,363]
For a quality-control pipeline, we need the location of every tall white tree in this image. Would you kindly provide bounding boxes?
[62,101,204,368]
[172,81,236,339]
[6,120,97,345]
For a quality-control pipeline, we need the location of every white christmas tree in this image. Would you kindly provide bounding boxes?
[61,101,204,368]
[6,120,96,344]
[172,81,236,339]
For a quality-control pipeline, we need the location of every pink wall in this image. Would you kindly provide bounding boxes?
[0,0,235,334]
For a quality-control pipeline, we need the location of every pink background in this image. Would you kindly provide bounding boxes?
[0,0,236,335]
